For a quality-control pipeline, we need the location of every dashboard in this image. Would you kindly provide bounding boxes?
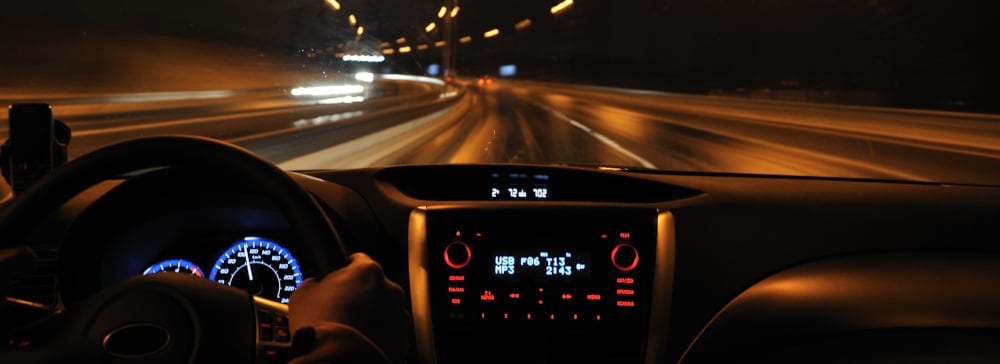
[6,162,1000,363]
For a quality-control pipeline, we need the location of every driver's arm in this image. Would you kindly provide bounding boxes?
[287,253,410,364]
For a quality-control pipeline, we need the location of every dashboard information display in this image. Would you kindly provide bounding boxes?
[492,250,590,278]
[489,172,550,200]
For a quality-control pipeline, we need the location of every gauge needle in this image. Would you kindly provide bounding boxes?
[244,245,254,281]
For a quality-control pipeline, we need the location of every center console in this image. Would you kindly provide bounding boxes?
[409,206,674,364]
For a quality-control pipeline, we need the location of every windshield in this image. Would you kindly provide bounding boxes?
[1,1,997,185]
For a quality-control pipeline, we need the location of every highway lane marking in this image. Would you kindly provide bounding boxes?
[535,103,657,169]
[277,104,458,170]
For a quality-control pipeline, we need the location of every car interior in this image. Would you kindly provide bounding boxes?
[1,133,998,364]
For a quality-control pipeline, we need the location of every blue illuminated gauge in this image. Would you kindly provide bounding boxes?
[142,259,205,277]
[209,237,303,303]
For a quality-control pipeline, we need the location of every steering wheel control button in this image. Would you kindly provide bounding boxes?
[258,309,275,342]
[610,243,639,272]
[274,313,291,343]
[444,241,471,269]
[102,323,171,359]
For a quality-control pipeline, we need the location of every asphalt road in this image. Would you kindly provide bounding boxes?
[2,77,998,185]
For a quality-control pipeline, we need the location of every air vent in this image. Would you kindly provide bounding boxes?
[6,247,58,307]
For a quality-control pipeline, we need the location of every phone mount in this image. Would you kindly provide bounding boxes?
[1,103,71,195]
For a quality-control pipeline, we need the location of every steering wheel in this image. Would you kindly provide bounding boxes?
[0,135,348,363]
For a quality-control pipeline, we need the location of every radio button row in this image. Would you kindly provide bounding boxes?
[479,311,606,321]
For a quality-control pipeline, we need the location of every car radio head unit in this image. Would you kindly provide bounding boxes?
[410,206,671,364]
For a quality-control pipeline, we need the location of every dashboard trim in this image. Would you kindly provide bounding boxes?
[407,207,437,364]
[645,210,676,364]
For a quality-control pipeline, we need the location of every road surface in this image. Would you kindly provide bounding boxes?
[2,77,998,186]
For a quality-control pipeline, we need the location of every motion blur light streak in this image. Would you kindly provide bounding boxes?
[550,0,573,14]
[382,48,395,54]
[515,18,532,30]
[425,22,437,32]
[354,72,375,82]
[104,90,236,103]
[417,44,429,51]
[379,74,446,86]
[291,111,363,128]
[342,54,385,62]
[396,37,406,44]
[348,14,357,26]
[325,0,340,11]
[459,36,472,43]
[399,46,412,53]
[437,6,447,18]
[289,85,364,97]
[317,96,365,104]
[450,6,460,18]
[356,26,364,36]
[435,40,447,47]
[483,28,500,39]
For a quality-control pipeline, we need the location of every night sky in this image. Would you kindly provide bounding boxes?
[2,0,997,112]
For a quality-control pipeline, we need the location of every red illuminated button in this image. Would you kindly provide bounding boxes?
[444,241,471,269]
[480,291,495,301]
[611,243,639,271]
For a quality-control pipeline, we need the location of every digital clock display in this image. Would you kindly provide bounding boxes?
[492,250,590,278]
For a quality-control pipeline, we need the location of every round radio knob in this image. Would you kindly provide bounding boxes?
[444,241,471,269]
[611,243,639,271]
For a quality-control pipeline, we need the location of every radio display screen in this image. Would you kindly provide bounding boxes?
[492,249,591,278]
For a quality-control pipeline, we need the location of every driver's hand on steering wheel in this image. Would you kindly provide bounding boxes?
[287,253,410,364]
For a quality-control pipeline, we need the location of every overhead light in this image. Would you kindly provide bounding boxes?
[435,40,447,47]
[348,14,357,26]
[515,18,532,30]
[396,37,407,44]
[550,0,573,14]
[382,48,395,55]
[356,26,364,36]
[417,44,429,51]
[425,22,437,32]
[438,6,447,18]
[483,28,500,39]
[325,0,341,11]
[380,42,390,48]
[399,46,412,53]
[459,35,472,43]
[450,6,460,18]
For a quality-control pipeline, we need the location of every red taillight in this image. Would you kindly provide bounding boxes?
[486,78,493,85]
[477,78,485,86]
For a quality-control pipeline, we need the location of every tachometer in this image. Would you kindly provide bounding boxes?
[209,236,303,303]
[143,259,204,277]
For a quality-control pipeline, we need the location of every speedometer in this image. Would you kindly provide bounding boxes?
[208,236,303,303]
